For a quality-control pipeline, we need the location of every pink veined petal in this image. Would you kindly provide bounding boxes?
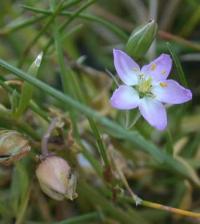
[152,79,192,104]
[141,54,172,81]
[139,98,167,131]
[113,49,140,85]
[110,85,140,110]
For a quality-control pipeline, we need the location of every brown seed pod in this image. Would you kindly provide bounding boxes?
[0,130,30,165]
[36,156,77,201]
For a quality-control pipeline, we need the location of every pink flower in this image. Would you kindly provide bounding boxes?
[110,49,192,130]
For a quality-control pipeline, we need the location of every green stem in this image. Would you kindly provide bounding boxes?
[18,0,66,67]
[166,128,174,154]
[78,181,146,224]
[43,0,96,54]
[22,5,128,40]
[0,15,46,36]
[53,212,101,224]
[127,112,141,129]
[89,119,109,167]
[167,42,188,87]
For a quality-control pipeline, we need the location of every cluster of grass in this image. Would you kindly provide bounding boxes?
[0,0,200,223]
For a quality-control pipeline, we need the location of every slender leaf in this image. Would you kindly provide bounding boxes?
[53,212,101,224]
[167,42,188,87]
[15,52,43,117]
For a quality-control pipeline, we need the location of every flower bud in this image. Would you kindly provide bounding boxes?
[36,156,77,201]
[0,130,30,165]
[126,20,158,59]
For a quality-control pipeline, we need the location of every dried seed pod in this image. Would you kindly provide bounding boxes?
[0,130,30,165]
[36,156,77,201]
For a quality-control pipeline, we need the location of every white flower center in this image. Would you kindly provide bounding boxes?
[135,74,153,98]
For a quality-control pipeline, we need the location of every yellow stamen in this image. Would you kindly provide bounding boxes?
[138,78,152,93]
[161,70,166,75]
[150,63,156,71]
[160,82,168,87]
[132,67,138,71]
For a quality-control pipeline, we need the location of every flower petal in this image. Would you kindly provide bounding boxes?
[113,49,140,85]
[141,54,172,81]
[152,80,192,104]
[110,85,140,110]
[139,98,167,130]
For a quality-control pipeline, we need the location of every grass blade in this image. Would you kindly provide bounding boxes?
[15,52,43,117]
[53,212,101,224]
[167,42,188,87]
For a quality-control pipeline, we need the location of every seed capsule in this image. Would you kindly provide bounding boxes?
[0,130,30,165]
[36,156,77,201]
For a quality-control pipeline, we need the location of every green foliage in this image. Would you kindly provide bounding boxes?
[15,52,43,117]
[0,0,199,223]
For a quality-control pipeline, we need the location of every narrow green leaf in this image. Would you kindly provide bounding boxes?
[15,186,31,224]
[10,162,29,217]
[89,119,109,167]
[18,0,82,67]
[15,52,43,117]
[0,15,46,35]
[22,6,128,40]
[10,89,19,114]
[53,212,101,224]
[78,181,147,224]
[167,42,188,87]
[81,145,102,176]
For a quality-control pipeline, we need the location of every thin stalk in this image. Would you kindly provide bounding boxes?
[125,111,130,129]
[53,212,101,224]
[43,0,96,53]
[18,0,66,67]
[41,118,58,157]
[127,112,141,129]
[114,166,200,219]
[166,128,174,155]
[89,119,109,168]
[22,5,127,40]
[159,30,200,52]
[106,69,120,87]
[15,186,31,224]
[142,200,200,219]
[0,15,46,36]
[114,159,142,206]
[167,42,188,87]
[80,144,103,177]
[120,195,200,219]
[78,181,145,224]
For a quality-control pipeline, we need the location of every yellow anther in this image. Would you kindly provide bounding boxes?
[160,82,168,88]
[150,63,156,71]
[161,70,166,75]
[132,67,138,71]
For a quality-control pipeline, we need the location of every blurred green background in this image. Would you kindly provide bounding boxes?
[0,0,200,223]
